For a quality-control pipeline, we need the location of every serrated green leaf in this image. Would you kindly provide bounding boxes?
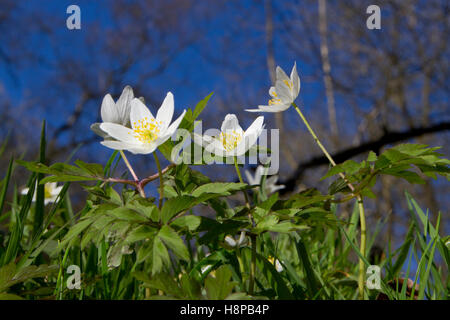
[158,225,189,262]
[170,215,201,231]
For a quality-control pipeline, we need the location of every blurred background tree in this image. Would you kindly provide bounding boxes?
[0,0,448,245]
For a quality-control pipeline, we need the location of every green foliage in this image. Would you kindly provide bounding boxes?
[322,143,449,197]
[0,94,448,300]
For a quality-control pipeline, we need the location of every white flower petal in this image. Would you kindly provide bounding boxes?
[234,116,264,156]
[224,236,237,247]
[101,140,129,150]
[52,186,64,196]
[245,103,290,113]
[290,62,300,99]
[269,86,277,98]
[100,123,136,143]
[130,98,155,129]
[276,66,290,82]
[156,92,174,130]
[275,259,284,272]
[90,123,109,138]
[274,79,292,104]
[100,140,150,154]
[115,85,134,126]
[221,114,243,133]
[100,94,118,123]
[163,109,186,137]
[245,170,257,185]
[255,165,265,180]
[237,231,247,246]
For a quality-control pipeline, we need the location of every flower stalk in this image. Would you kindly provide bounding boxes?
[292,102,366,300]
[120,150,146,198]
[233,156,256,295]
[153,152,164,209]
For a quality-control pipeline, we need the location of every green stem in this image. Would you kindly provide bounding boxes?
[292,102,366,299]
[293,103,337,166]
[233,156,255,295]
[120,150,145,198]
[153,152,164,209]
[233,156,251,209]
[357,197,366,300]
[120,150,138,181]
[249,234,257,296]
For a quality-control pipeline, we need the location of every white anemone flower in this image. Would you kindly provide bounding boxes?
[99,92,186,155]
[21,182,63,205]
[91,85,134,138]
[224,231,248,249]
[195,114,264,157]
[245,165,285,194]
[246,62,300,113]
[268,256,284,273]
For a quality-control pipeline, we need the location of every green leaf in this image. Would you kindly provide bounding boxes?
[60,218,94,247]
[74,160,104,176]
[170,215,201,231]
[161,195,197,224]
[293,236,319,298]
[158,225,189,261]
[141,272,184,298]
[191,182,247,197]
[367,151,377,162]
[125,225,156,243]
[192,92,213,121]
[152,236,170,275]
[107,207,149,223]
[255,215,279,233]
[205,265,236,299]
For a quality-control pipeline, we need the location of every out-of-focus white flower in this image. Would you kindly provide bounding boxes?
[99,92,186,154]
[200,253,217,277]
[268,256,284,273]
[246,62,300,113]
[91,85,135,138]
[21,182,63,205]
[245,165,285,194]
[223,231,248,249]
[194,114,264,157]
[107,244,133,269]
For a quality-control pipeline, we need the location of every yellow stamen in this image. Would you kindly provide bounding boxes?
[130,117,162,143]
[269,98,282,105]
[44,185,52,199]
[220,130,242,151]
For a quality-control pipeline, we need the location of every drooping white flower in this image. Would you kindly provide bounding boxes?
[245,165,285,194]
[20,182,63,205]
[194,114,264,157]
[91,85,135,138]
[223,231,248,249]
[268,256,284,272]
[99,92,186,155]
[246,62,300,113]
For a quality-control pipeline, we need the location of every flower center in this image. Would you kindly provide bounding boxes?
[131,117,161,143]
[269,90,282,105]
[220,130,242,151]
[44,185,52,199]
[269,98,282,105]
